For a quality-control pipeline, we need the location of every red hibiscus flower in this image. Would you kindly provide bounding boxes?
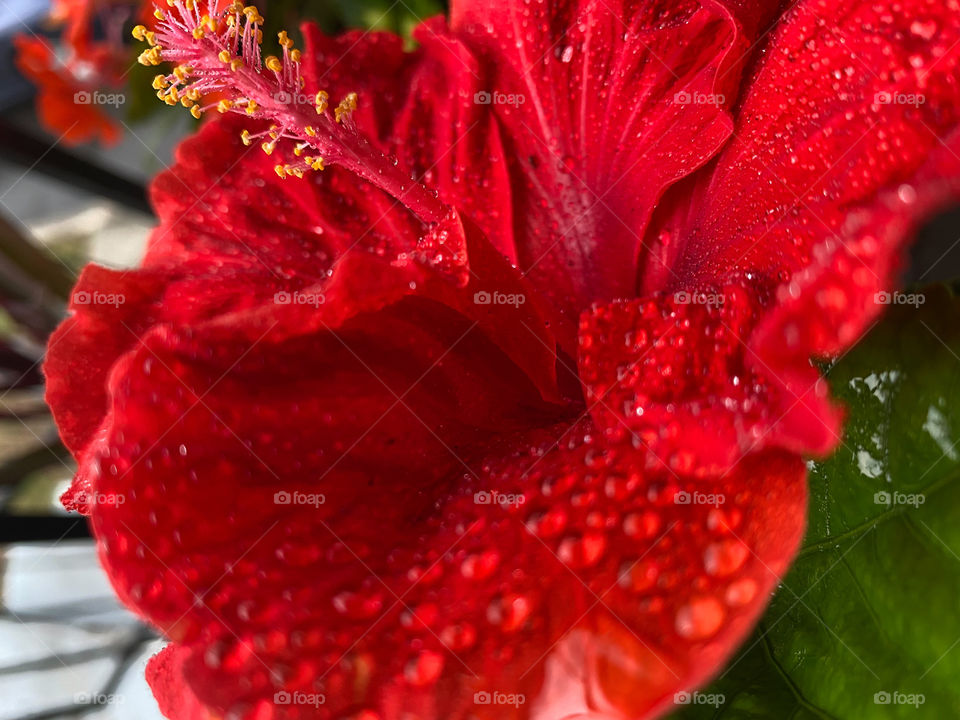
[14,35,124,146]
[45,0,960,718]
[14,0,159,145]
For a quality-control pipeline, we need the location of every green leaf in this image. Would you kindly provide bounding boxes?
[674,285,960,719]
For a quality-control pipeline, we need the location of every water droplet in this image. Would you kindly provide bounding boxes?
[910,19,937,40]
[675,596,725,639]
[460,550,500,580]
[404,650,444,686]
[332,591,383,619]
[703,540,749,577]
[618,559,659,592]
[558,531,607,568]
[724,578,758,607]
[623,511,661,539]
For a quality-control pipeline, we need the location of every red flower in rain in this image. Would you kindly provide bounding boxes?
[45,0,960,718]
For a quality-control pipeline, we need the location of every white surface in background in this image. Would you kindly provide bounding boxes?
[1,542,164,720]
[0,0,49,35]
[4,542,120,615]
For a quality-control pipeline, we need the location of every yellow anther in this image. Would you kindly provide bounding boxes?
[185,0,195,10]
[192,27,204,40]
[335,92,358,122]
[230,59,243,71]
[229,0,243,12]
[217,99,233,113]
[275,164,287,178]
[152,74,168,90]
[132,25,147,41]
[294,145,303,156]
[173,65,188,82]
[315,90,329,115]
[167,0,176,6]
[265,55,282,73]
[246,100,258,115]
[163,93,178,106]
[261,141,275,155]
[291,168,304,178]
[190,105,203,119]
[180,96,194,108]
[241,129,253,146]
[226,14,236,26]
[256,29,263,43]
[218,50,231,63]
[168,86,180,103]
[201,15,216,31]
[145,31,157,46]
[153,9,165,20]
[304,125,316,137]
[311,157,325,171]
[290,49,301,63]
[138,47,162,66]
[243,6,264,24]
[278,31,293,48]
[186,88,201,102]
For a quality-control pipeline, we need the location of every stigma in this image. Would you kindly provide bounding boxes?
[134,1,448,225]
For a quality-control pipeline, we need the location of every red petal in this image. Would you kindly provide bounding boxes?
[47,108,562,476]
[579,286,838,478]
[147,645,211,720]
[300,21,519,264]
[448,0,768,330]
[87,364,803,719]
[646,0,960,350]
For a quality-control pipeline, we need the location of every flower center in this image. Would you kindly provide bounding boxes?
[135,0,449,225]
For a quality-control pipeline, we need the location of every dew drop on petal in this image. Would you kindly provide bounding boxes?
[703,539,749,577]
[675,596,725,640]
[404,650,444,687]
[724,578,758,607]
